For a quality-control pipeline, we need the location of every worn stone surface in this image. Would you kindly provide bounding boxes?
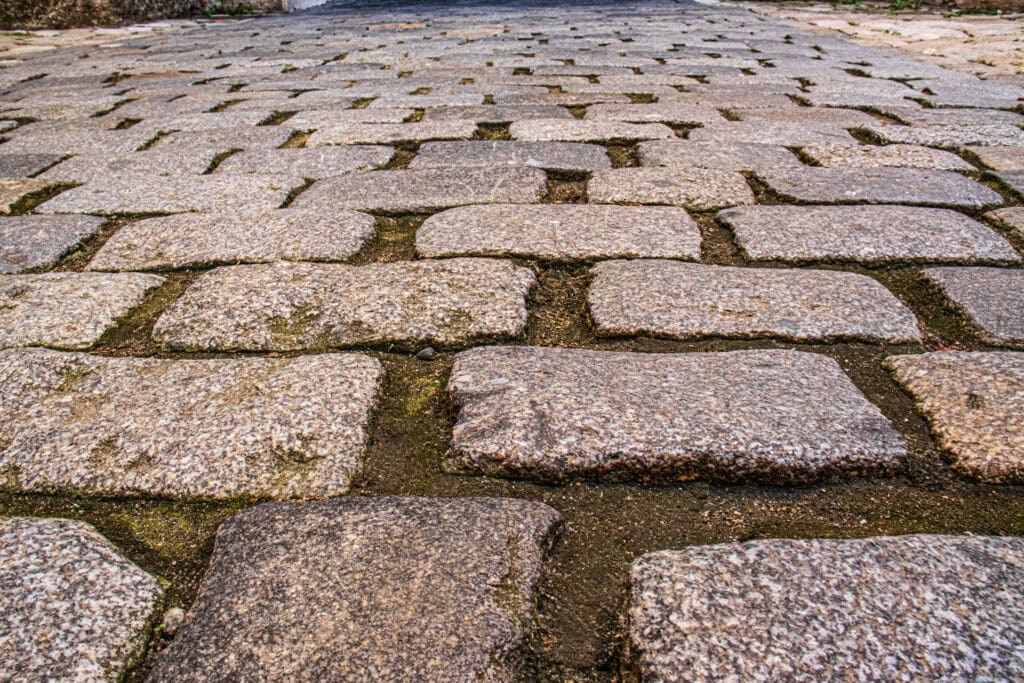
[887,352,1024,482]
[638,140,803,173]
[423,105,573,123]
[866,123,1024,148]
[0,517,163,682]
[417,204,700,261]
[447,346,905,483]
[36,174,304,214]
[0,177,54,213]
[966,145,1024,172]
[39,151,216,182]
[307,121,477,146]
[922,267,1024,344]
[0,272,164,349]
[585,103,725,125]
[0,214,107,273]
[987,207,1024,239]
[688,121,857,146]
[0,154,62,178]
[409,141,610,172]
[758,167,1003,208]
[801,142,974,171]
[719,205,1019,264]
[153,259,534,351]
[88,209,375,271]
[213,146,394,177]
[998,171,1024,197]
[294,168,546,212]
[588,261,920,343]
[152,126,295,152]
[629,535,1024,682]
[588,168,754,211]
[148,496,561,683]
[509,119,674,142]
[0,348,382,499]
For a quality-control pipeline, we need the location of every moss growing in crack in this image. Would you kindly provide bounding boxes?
[258,110,296,126]
[93,274,197,356]
[6,183,79,215]
[476,123,511,140]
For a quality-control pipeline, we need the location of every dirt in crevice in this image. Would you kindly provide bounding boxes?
[350,213,430,264]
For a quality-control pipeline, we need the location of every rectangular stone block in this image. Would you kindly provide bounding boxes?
[588,168,754,211]
[585,103,725,125]
[638,140,803,173]
[719,205,1019,264]
[306,122,477,146]
[922,267,1024,344]
[0,215,107,273]
[688,121,857,146]
[0,178,56,214]
[758,167,1003,209]
[293,167,546,212]
[509,119,675,142]
[422,104,574,123]
[800,143,974,170]
[629,535,1024,682]
[0,349,382,499]
[0,272,164,349]
[965,145,1024,172]
[148,497,561,682]
[213,147,394,177]
[409,141,610,172]
[447,346,906,483]
[153,259,534,351]
[416,204,700,261]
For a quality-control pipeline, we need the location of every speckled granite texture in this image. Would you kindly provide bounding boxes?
[0,517,163,681]
[922,267,1024,345]
[0,272,165,349]
[0,348,381,499]
[416,205,700,261]
[153,259,535,351]
[588,260,920,342]
[628,535,1024,682]
[148,496,561,682]
[447,346,905,483]
[87,209,375,272]
[886,351,1024,483]
[588,167,754,211]
[409,140,611,172]
[0,214,107,273]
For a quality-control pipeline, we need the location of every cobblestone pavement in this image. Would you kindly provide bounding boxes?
[1,0,1023,680]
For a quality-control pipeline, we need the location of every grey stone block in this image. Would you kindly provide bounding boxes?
[509,119,675,142]
[306,121,477,146]
[638,140,803,173]
[409,140,610,172]
[588,168,754,211]
[213,146,394,177]
[0,215,107,273]
[923,267,1024,344]
[801,143,974,170]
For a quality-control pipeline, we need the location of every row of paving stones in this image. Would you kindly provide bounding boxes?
[2,0,1023,679]
[1,346,1021,502]
[6,508,1023,681]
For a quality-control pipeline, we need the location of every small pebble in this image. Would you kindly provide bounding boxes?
[416,347,437,361]
[162,607,185,636]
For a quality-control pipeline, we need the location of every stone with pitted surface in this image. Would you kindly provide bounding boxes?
[409,141,610,172]
[0,215,107,273]
[588,168,754,211]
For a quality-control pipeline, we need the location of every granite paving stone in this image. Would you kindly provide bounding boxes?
[409,140,610,172]
[293,167,546,212]
[687,121,857,146]
[0,517,163,682]
[584,103,725,125]
[987,207,1024,238]
[509,119,675,142]
[285,108,413,127]
[0,178,56,213]
[887,351,1024,482]
[588,261,920,342]
[588,167,754,211]
[922,267,1024,344]
[36,174,304,214]
[0,215,108,273]
[38,151,217,182]
[865,123,1024,148]
[447,346,905,483]
[307,121,477,146]
[0,154,63,178]
[637,140,803,173]
[148,496,561,682]
[88,209,375,271]
[153,259,534,351]
[997,171,1024,196]
[0,129,156,155]
[719,205,1019,264]
[213,146,394,176]
[800,142,974,170]
[422,104,574,123]
[0,272,165,349]
[0,348,382,498]
[965,145,1024,171]
[151,126,296,151]
[629,535,1024,681]
[417,205,700,261]
[758,167,1003,208]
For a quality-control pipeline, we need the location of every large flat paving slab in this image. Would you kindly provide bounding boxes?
[447,346,906,483]
[306,121,477,146]
[0,154,63,177]
[588,261,920,342]
[416,204,700,261]
[293,167,547,212]
[0,349,382,499]
[36,174,305,215]
[758,167,1004,208]
[887,351,1024,482]
[87,209,375,271]
[508,119,674,142]
[637,140,803,173]
[922,267,1024,344]
[214,146,394,177]
[408,140,610,172]
[719,205,1019,264]
[0,214,107,273]
[800,142,975,171]
[966,145,1024,172]
[629,535,1024,682]
[153,259,534,351]
[148,496,561,682]
[0,517,164,682]
[0,272,165,349]
[588,168,754,211]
